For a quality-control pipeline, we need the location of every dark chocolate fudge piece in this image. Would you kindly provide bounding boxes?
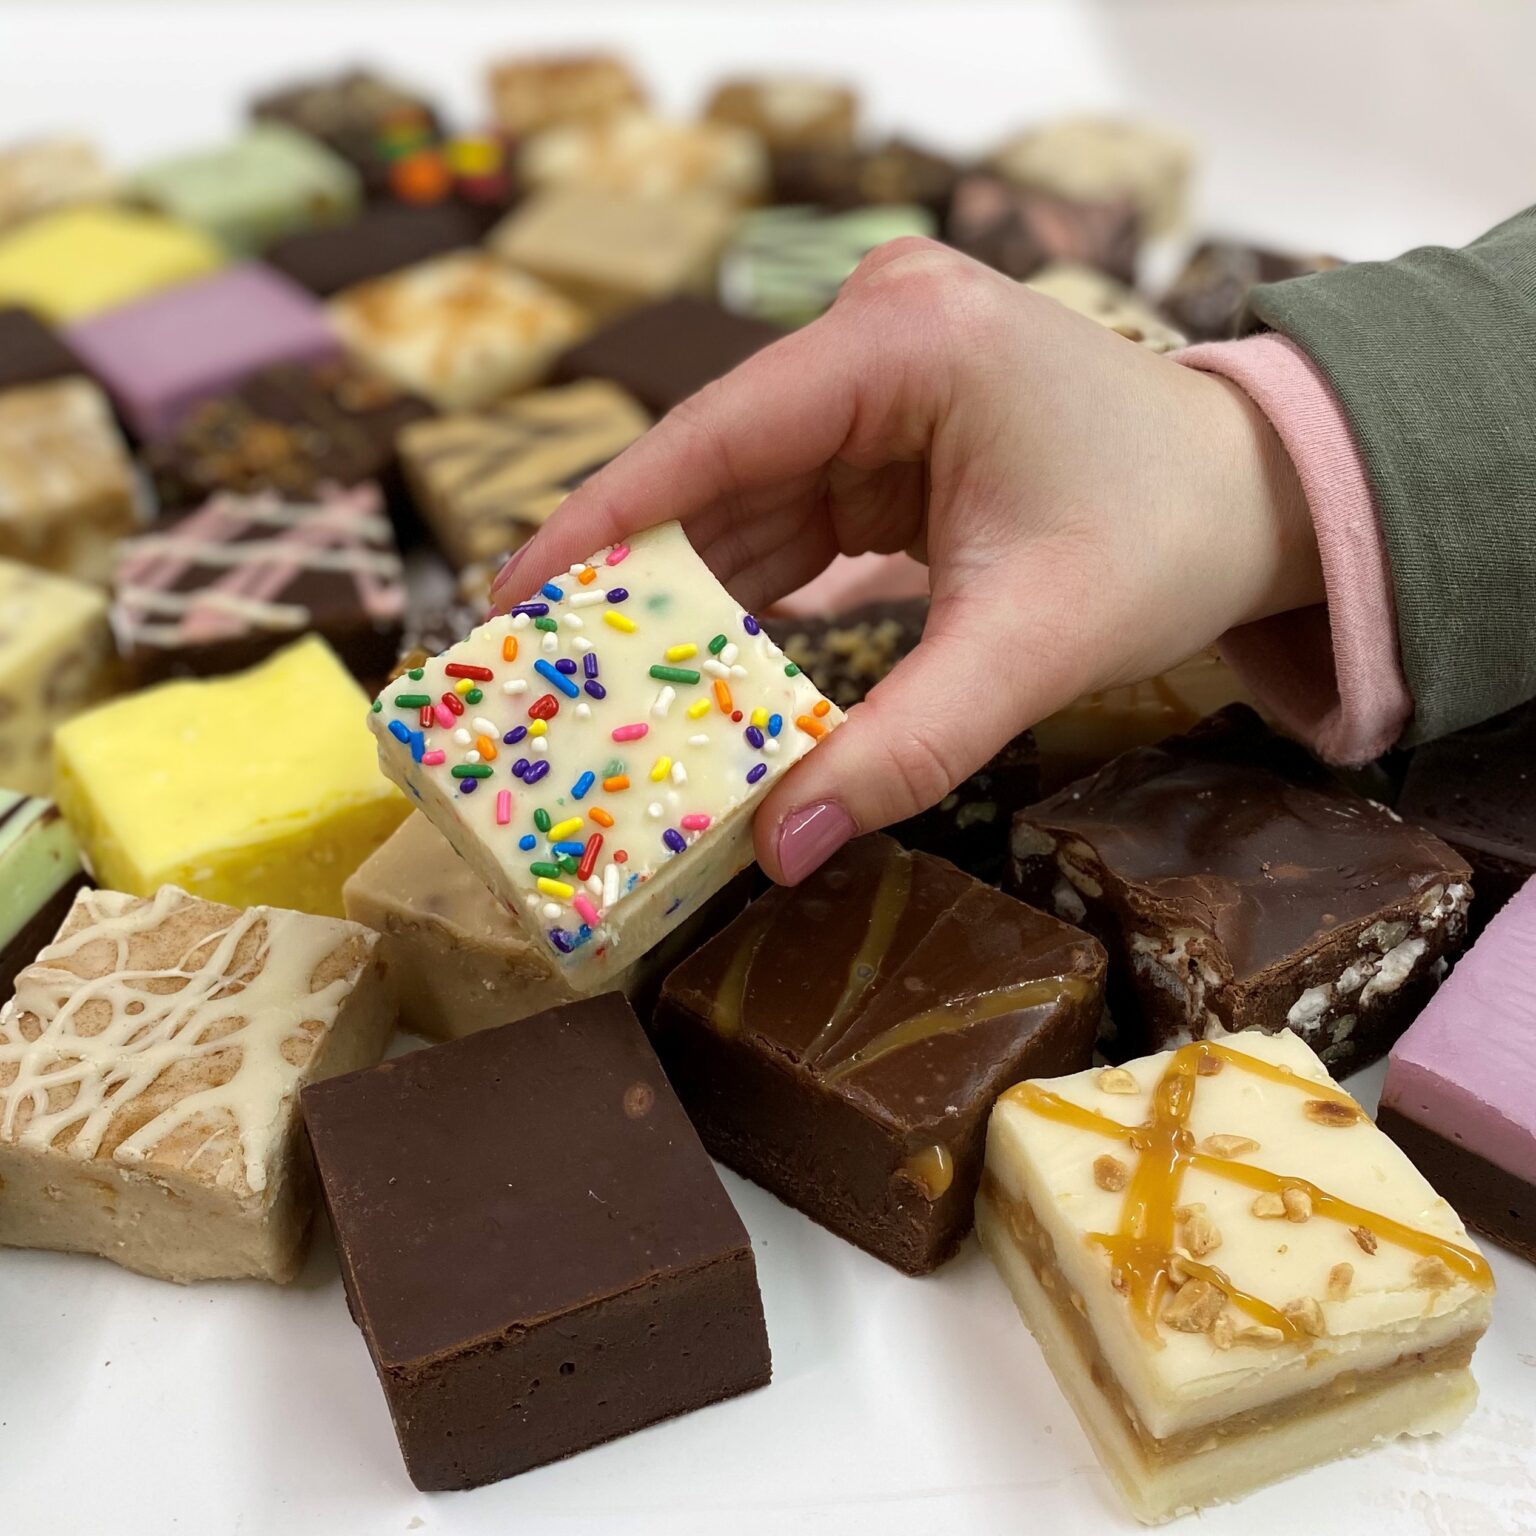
[773,138,962,221]
[1161,240,1340,341]
[264,201,486,297]
[0,306,86,394]
[301,994,770,1491]
[653,834,1105,1274]
[946,174,1140,283]
[1008,705,1472,1070]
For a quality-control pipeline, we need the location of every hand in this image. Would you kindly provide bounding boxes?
[490,239,1321,885]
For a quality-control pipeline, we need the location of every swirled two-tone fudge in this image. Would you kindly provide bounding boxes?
[0,884,394,1282]
[977,1028,1494,1523]
[1009,707,1471,1068]
[0,792,87,1003]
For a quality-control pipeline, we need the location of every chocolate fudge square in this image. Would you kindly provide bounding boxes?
[264,201,486,298]
[0,306,86,393]
[653,834,1105,1274]
[302,994,771,1491]
[1009,706,1472,1069]
[1162,240,1339,342]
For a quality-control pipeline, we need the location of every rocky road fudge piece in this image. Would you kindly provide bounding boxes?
[1026,262,1185,353]
[0,884,394,1282]
[303,993,770,1490]
[55,635,407,917]
[0,137,114,233]
[978,1028,1493,1523]
[947,173,1141,283]
[1379,878,1536,1261]
[704,77,858,155]
[1163,240,1340,342]
[369,519,843,987]
[486,53,646,140]
[1009,706,1471,1069]
[771,138,961,222]
[0,793,87,1002]
[0,305,87,393]
[265,201,485,297]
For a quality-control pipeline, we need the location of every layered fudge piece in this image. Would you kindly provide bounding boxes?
[947,173,1140,283]
[1163,240,1340,342]
[329,252,589,411]
[54,635,408,917]
[369,519,844,986]
[550,295,784,416]
[0,136,114,233]
[0,885,394,1282]
[655,835,1104,1272]
[111,484,406,686]
[1009,707,1471,1068]
[704,77,858,154]
[1026,263,1186,353]
[1379,878,1536,1261]
[68,265,339,439]
[303,993,771,1490]
[485,52,646,139]
[265,200,485,297]
[398,380,650,568]
[0,305,87,392]
[977,1029,1494,1523]
[772,138,961,222]
[0,792,88,1002]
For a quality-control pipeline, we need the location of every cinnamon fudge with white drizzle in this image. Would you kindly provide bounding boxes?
[369,520,844,987]
[976,1028,1493,1524]
[1008,706,1470,1069]
[0,885,394,1282]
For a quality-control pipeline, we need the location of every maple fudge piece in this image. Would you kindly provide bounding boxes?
[111,485,405,686]
[265,201,485,297]
[1379,879,1536,1261]
[0,379,138,583]
[399,380,650,568]
[1025,263,1186,353]
[486,53,646,140]
[655,835,1103,1272]
[329,252,589,411]
[947,173,1141,283]
[0,137,114,233]
[0,793,88,1002]
[0,885,393,1282]
[1163,240,1340,342]
[772,138,961,222]
[1009,707,1471,1069]
[0,561,116,795]
[303,993,770,1490]
[977,1029,1494,1524]
[704,77,858,155]
[369,519,843,986]
[69,265,339,440]
[54,635,408,917]
[0,306,87,393]
[0,206,223,322]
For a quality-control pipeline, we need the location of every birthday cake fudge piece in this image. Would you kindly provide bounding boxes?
[398,380,650,568]
[0,305,88,393]
[1379,879,1536,1261]
[772,137,961,222]
[947,173,1141,283]
[111,484,406,686]
[1026,263,1186,353]
[55,635,408,917]
[0,136,114,234]
[265,201,485,297]
[302,993,770,1490]
[1009,707,1470,1068]
[369,520,843,986]
[486,52,646,139]
[705,77,858,156]
[1163,240,1340,342]
[655,834,1104,1273]
[0,793,88,1002]
[977,1028,1494,1523]
[0,884,394,1282]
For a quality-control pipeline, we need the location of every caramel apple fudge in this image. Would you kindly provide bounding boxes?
[977,1029,1493,1523]
[369,520,843,987]
[0,792,88,1002]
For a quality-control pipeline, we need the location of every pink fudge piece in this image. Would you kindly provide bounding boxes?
[68,264,338,439]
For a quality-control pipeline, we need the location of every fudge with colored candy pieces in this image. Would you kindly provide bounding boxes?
[264,200,486,297]
[771,137,961,222]
[54,635,408,918]
[302,993,771,1490]
[369,519,844,987]
[0,305,88,394]
[654,834,1105,1273]
[1008,706,1471,1068]
[946,173,1141,283]
[977,1028,1494,1523]
[1163,240,1340,341]
[704,77,858,154]
[0,136,114,233]
[485,52,646,140]
[1025,262,1186,353]
[0,884,394,1282]
[1379,878,1536,1262]
[0,792,88,1003]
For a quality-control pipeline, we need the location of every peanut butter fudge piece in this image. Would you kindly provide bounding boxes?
[1025,262,1186,353]
[704,77,858,154]
[977,1028,1493,1523]
[0,884,394,1282]
[0,792,87,1003]
[485,53,645,140]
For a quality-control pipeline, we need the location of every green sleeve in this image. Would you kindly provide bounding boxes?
[1241,206,1536,744]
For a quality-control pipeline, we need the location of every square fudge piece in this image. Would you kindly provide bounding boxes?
[1379,878,1536,1261]
[265,201,485,298]
[0,137,114,234]
[302,993,771,1490]
[1025,263,1186,353]
[977,1028,1494,1523]
[1009,707,1471,1069]
[0,792,88,1002]
[329,252,589,411]
[54,635,408,918]
[947,173,1141,283]
[0,885,393,1282]
[0,379,138,583]
[704,77,858,154]
[112,484,405,686]
[486,53,646,139]
[399,380,650,568]
[0,306,88,393]
[655,834,1105,1273]
[369,519,844,986]
[771,138,961,222]
[1163,240,1340,343]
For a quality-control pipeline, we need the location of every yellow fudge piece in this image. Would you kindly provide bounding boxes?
[53,635,406,916]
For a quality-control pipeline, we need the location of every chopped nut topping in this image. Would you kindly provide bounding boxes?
[1281,1186,1314,1223]
[1110,1265,1129,1295]
[1282,1296,1327,1337]
[1211,1312,1235,1350]
[1251,1190,1287,1219]
[1181,1211,1223,1258]
[1097,1067,1139,1095]
[1173,1202,1206,1220]
[1196,1054,1224,1076]
[1093,1154,1129,1192]
[1413,1255,1455,1290]
[1351,1225,1379,1255]
[1163,1278,1225,1333]
[1070,1290,1087,1315]
[1303,1098,1361,1127]
[1327,1262,1354,1300]
[1166,1253,1193,1285]
[1234,1322,1287,1347]
[1199,1133,1260,1158]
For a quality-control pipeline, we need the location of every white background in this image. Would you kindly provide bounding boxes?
[3,4,1535,1534]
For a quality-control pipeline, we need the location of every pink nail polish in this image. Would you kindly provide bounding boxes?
[489,543,532,607]
[775,801,855,885]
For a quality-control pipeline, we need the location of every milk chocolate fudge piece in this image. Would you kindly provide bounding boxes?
[1163,240,1341,342]
[1009,706,1472,1069]
[0,306,87,392]
[772,137,961,221]
[0,792,88,1004]
[947,173,1141,283]
[302,994,770,1490]
[653,835,1105,1273]
[265,201,486,297]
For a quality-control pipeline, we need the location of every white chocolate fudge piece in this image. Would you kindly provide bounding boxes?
[977,1028,1493,1524]
[0,885,394,1282]
[369,520,842,986]
[1026,262,1186,353]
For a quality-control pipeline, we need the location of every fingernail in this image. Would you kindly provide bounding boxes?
[489,543,532,607]
[775,801,855,885]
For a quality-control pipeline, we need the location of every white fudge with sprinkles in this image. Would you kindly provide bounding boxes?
[368,520,844,985]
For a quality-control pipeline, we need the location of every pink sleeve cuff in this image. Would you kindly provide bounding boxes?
[1177,332,1412,766]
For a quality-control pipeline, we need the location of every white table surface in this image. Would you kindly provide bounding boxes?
[3,5,1535,1533]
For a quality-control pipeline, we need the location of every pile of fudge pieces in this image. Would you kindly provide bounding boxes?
[0,49,1529,1527]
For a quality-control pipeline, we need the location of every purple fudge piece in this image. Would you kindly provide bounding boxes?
[68,265,338,439]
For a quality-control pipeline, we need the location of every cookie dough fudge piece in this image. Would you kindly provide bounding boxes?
[0,792,88,1002]
[485,53,646,139]
[1025,262,1186,353]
